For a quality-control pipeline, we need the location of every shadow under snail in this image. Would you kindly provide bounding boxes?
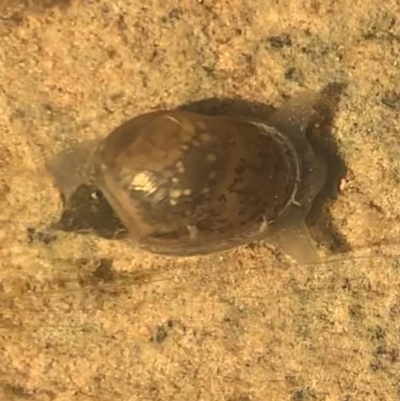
[47,91,327,264]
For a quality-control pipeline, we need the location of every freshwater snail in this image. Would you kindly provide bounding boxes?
[47,91,327,263]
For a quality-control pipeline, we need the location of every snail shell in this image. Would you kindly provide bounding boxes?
[47,91,326,263]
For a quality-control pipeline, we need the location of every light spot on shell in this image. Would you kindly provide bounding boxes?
[187,225,198,240]
[196,121,207,131]
[206,153,217,163]
[170,189,182,199]
[176,161,185,173]
[200,132,211,142]
[131,171,157,194]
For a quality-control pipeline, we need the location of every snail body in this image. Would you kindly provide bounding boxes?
[48,91,326,263]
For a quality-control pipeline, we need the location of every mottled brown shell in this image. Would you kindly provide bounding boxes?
[48,91,326,263]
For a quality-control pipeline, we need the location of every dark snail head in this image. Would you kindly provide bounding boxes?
[47,91,327,263]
